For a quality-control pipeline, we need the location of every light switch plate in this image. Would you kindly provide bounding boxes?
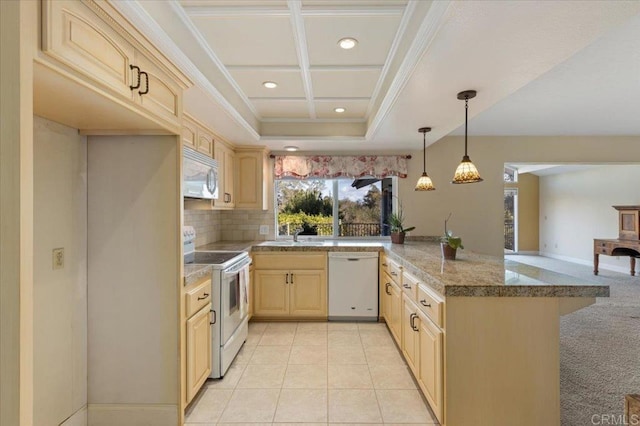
[259,225,269,235]
[53,248,64,270]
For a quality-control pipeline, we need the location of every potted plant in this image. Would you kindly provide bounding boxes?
[441,213,463,260]
[388,205,415,244]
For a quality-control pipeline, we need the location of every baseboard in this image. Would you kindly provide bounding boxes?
[88,404,178,426]
[61,406,87,426]
[511,251,540,255]
[539,251,632,275]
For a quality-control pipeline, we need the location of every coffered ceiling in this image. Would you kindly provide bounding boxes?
[115,1,640,152]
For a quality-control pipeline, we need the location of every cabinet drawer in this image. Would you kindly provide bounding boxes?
[386,259,402,285]
[186,278,212,318]
[253,253,326,270]
[401,271,419,300]
[417,284,444,328]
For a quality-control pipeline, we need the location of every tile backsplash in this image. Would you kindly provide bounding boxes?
[184,209,275,244]
[220,210,276,241]
[184,210,221,246]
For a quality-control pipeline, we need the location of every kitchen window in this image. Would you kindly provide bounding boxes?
[275,178,395,238]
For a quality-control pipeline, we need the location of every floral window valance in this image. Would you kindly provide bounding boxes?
[274,155,408,179]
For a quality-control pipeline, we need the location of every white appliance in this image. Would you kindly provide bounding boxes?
[328,252,379,321]
[183,146,218,200]
[183,229,250,378]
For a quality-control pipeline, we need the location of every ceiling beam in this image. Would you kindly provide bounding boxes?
[288,0,316,119]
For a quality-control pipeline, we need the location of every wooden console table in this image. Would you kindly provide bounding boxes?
[594,206,640,276]
[593,239,640,276]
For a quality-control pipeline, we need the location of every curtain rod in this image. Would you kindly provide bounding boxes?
[269,154,412,159]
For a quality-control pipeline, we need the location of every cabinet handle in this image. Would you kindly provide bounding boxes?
[138,71,149,95]
[409,313,419,331]
[210,309,216,325]
[197,293,209,301]
[420,299,431,308]
[385,282,391,295]
[129,65,141,90]
[285,273,289,284]
[403,284,411,289]
[382,263,388,266]
[290,273,294,284]
[391,271,397,276]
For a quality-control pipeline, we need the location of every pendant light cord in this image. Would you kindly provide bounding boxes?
[464,95,469,157]
[422,131,426,172]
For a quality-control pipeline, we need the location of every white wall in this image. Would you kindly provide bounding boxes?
[539,165,640,272]
[33,117,88,425]
[399,135,640,256]
[87,135,179,425]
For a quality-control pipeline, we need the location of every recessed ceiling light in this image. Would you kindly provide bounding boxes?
[338,37,358,50]
[263,81,278,89]
[334,107,346,113]
[284,146,299,152]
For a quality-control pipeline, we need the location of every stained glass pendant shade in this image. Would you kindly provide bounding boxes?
[415,127,435,191]
[452,90,483,184]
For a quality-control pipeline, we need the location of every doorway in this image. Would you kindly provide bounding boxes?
[504,188,518,252]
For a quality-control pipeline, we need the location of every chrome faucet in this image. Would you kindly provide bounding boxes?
[293,228,304,242]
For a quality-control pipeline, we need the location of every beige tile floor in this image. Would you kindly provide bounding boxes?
[185,321,439,425]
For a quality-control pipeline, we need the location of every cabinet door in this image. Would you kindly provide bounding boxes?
[389,282,402,345]
[186,305,212,404]
[42,0,136,99]
[182,118,197,151]
[402,295,419,375]
[224,149,235,207]
[235,151,267,210]
[197,128,214,157]
[289,269,327,317]
[418,311,444,423]
[133,52,182,127]
[253,270,288,317]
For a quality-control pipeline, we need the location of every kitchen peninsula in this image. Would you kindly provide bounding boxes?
[228,239,608,426]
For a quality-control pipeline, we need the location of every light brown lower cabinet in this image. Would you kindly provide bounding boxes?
[417,309,444,423]
[186,304,211,404]
[402,294,420,375]
[253,269,327,318]
[388,280,402,345]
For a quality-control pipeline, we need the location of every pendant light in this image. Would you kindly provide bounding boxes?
[415,127,435,191]
[452,90,483,184]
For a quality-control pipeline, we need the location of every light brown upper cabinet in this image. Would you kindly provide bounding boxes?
[234,147,270,210]
[182,114,214,158]
[213,142,235,209]
[37,0,190,134]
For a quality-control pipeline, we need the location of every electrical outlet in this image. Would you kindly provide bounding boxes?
[259,225,269,235]
[52,248,64,270]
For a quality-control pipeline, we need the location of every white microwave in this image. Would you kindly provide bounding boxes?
[183,147,219,200]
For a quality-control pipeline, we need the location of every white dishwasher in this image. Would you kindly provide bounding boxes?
[328,252,379,321]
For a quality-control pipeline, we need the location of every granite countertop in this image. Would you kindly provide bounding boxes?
[183,264,212,287]
[252,240,384,252]
[384,241,609,298]
[185,239,609,298]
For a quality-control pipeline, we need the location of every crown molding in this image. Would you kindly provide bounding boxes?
[366,0,452,140]
[288,0,316,119]
[365,0,416,119]
[111,0,261,140]
[183,6,290,17]
[260,118,367,123]
[301,6,405,17]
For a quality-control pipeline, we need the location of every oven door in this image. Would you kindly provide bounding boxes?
[221,257,251,343]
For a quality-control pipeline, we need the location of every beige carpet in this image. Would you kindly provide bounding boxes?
[506,255,640,426]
